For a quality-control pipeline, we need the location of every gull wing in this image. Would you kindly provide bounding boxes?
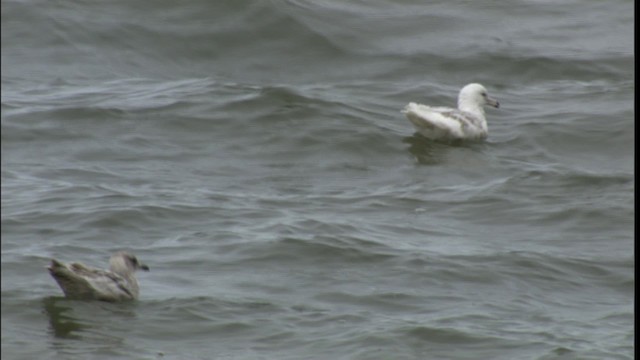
[49,260,135,301]
[402,103,486,140]
[402,103,464,139]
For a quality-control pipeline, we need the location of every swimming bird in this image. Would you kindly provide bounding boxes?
[402,83,499,141]
[48,251,149,302]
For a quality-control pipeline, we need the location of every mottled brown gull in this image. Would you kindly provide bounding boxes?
[402,83,500,141]
[48,251,149,302]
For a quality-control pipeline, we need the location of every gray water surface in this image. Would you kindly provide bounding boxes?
[1,1,633,359]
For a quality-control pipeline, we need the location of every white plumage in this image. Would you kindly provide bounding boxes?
[402,83,499,141]
[48,251,149,302]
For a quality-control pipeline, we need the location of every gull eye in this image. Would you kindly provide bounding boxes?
[481,92,487,97]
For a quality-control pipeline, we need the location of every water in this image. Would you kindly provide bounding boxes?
[1,1,633,359]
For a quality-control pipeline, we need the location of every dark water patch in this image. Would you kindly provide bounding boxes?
[403,325,496,345]
[314,291,424,313]
[444,251,634,302]
[223,235,396,266]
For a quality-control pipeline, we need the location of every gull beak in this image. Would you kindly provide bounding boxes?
[139,263,150,271]
[487,97,500,109]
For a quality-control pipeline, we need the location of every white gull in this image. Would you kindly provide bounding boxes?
[48,251,149,302]
[402,83,499,141]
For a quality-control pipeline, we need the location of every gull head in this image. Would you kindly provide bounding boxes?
[458,83,500,110]
[109,252,149,276]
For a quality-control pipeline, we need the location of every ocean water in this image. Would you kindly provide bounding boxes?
[1,1,633,359]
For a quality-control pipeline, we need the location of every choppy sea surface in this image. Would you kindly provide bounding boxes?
[1,1,633,359]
